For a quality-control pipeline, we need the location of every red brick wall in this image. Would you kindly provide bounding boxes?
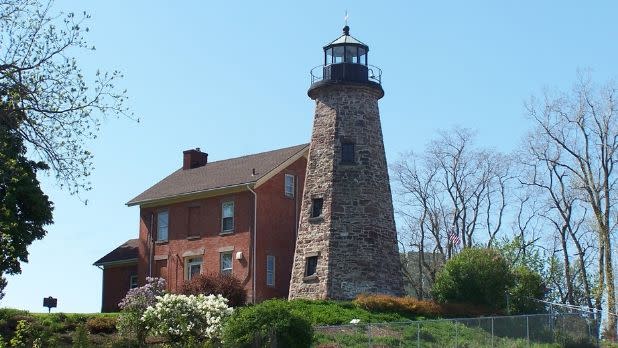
[255,157,307,301]
[137,191,253,296]
[101,263,137,312]
[132,155,307,304]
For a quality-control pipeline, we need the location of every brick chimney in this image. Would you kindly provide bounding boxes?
[183,148,208,170]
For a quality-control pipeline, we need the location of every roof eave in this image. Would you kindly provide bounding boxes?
[255,145,309,189]
[126,181,257,207]
[93,258,138,268]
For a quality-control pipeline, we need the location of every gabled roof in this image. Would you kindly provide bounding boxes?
[93,239,139,267]
[127,144,309,206]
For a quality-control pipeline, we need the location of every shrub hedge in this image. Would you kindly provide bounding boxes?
[353,294,500,318]
[222,299,313,348]
[181,272,247,307]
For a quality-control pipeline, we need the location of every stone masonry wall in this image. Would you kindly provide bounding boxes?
[289,83,405,300]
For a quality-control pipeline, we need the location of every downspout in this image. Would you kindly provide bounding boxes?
[149,212,154,277]
[247,184,257,303]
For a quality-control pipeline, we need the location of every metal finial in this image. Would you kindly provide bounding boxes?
[344,10,349,26]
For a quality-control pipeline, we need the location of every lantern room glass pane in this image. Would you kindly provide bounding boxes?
[325,48,333,65]
[333,46,344,63]
[345,46,357,63]
[358,47,367,66]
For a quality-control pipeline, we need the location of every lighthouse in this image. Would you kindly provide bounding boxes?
[289,26,405,300]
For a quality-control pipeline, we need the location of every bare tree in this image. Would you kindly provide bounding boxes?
[393,128,512,297]
[524,75,618,337]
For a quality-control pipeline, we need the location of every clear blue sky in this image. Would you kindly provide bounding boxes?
[3,1,618,313]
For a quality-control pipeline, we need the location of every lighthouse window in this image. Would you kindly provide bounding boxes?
[305,256,318,277]
[358,47,367,65]
[311,198,323,218]
[345,46,357,63]
[325,48,333,65]
[333,46,344,63]
[341,143,355,164]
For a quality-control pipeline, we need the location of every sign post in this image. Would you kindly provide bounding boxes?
[43,296,57,313]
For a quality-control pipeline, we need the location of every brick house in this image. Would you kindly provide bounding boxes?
[94,144,308,312]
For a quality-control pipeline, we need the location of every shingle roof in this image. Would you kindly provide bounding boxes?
[127,144,309,206]
[93,239,139,266]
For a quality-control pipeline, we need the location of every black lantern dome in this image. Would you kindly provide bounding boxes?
[309,26,382,97]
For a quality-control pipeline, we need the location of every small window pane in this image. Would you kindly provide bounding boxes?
[358,47,367,65]
[325,48,333,65]
[333,46,344,63]
[285,174,294,198]
[311,198,323,218]
[222,202,234,232]
[129,275,138,289]
[157,211,169,241]
[305,256,318,277]
[345,46,357,63]
[266,255,275,286]
[341,143,355,164]
[186,256,202,280]
[220,252,232,275]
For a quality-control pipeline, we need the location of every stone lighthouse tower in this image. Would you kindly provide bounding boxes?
[289,26,404,300]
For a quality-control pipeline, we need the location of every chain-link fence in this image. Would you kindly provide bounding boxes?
[313,312,599,347]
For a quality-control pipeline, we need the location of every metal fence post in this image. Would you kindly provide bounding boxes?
[367,324,372,347]
[526,315,530,347]
[491,317,494,348]
[417,322,420,348]
[455,320,459,348]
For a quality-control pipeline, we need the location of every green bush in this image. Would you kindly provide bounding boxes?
[432,247,512,310]
[508,266,545,314]
[222,299,313,348]
[72,323,89,348]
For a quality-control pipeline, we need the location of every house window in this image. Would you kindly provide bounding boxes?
[220,252,232,275]
[129,275,138,289]
[222,201,234,232]
[341,143,355,164]
[188,206,200,238]
[311,198,323,218]
[266,255,275,287]
[305,256,318,277]
[157,210,169,241]
[186,256,202,280]
[284,174,295,198]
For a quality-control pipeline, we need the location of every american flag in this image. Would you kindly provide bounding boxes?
[448,231,461,245]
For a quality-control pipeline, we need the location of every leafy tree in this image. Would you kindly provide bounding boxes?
[508,266,546,314]
[0,0,130,297]
[0,105,53,299]
[0,0,130,195]
[432,248,512,310]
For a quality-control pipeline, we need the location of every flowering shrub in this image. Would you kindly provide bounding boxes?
[142,293,233,345]
[119,277,166,311]
[117,277,166,345]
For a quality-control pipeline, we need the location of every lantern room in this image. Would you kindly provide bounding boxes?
[309,25,382,90]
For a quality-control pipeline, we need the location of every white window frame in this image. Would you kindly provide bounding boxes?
[157,210,169,241]
[220,252,233,275]
[266,255,275,287]
[221,201,234,233]
[284,174,295,198]
[129,275,138,289]
[186,256,202,280]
